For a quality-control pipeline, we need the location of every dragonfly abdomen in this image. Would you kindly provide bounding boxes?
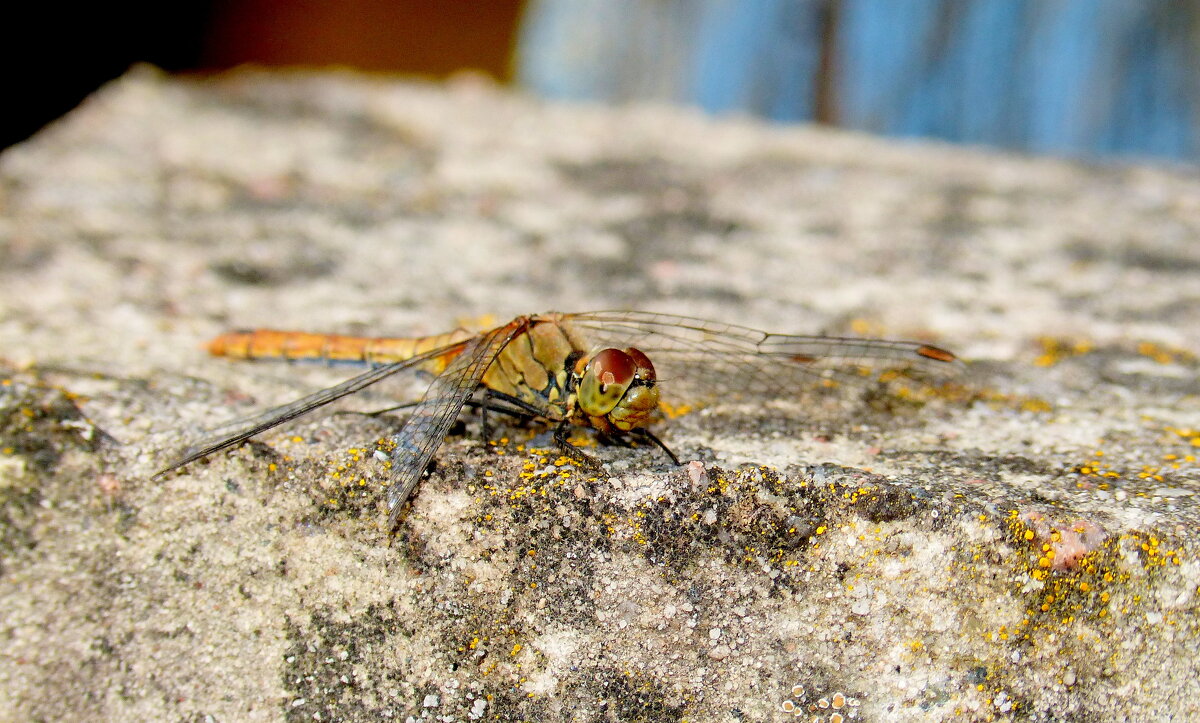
[207,329,471,368]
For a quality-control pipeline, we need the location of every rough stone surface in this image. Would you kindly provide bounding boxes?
[2,66,1199,721]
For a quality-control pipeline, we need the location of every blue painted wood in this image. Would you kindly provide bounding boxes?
[516,0,1199,160]
[689,1,825,121]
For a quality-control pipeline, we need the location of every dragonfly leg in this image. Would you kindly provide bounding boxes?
[335,397,519,418]
[478,389,550,442]
[553,421,604,472]
[594,431,633,448]
[335,394,537,432]
[629,428,681,466]
[479,390,490,440]
[595,429,681,466]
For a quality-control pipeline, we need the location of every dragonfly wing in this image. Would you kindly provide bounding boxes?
[384,319,528,529]
[560,311,961,404]
[154,341,470,479]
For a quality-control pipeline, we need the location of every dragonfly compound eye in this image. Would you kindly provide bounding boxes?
[624,347,656,382]
[607,346,659,431]
[579,348,637,415]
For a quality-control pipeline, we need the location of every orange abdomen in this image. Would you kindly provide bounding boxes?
[207,329,471,368]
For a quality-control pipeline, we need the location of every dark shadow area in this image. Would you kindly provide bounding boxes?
[3,1,524,151]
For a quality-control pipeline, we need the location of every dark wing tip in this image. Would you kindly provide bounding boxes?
[915,344,958,364]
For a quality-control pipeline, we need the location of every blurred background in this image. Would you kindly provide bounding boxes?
[6,0,1198,161]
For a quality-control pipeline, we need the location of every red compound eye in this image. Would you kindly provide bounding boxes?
[578,348,636,416]
[625,347,656,382]
[590,348,636,391]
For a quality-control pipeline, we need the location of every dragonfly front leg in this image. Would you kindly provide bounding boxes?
[553,421,604,473]
[629,428,681,465]
[595,429,681,466]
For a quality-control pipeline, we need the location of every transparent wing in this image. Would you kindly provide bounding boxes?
[557,310,961,404]
[384,319,527,529]
[154,341,471,479]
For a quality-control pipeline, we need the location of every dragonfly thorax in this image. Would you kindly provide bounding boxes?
[574,347,660,432]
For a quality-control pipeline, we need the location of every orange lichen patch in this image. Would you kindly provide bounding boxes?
[995,506,1194,652]
[1070,450,1123,487]
[924,380,1053,414]
[1135,340,1195,365]
[1074,427,1200,486]
[875,369,903,384]
[1083,437,1200,488]
[1019,397,1053,413]
[1164,425,1200,449]
[316,444,392,511]
[1032,336,1194,368]
[564,433,596,449]
[1124,531,1183,570]
[658,401,695,419]
[848,318,885,336]
[1135,465,1166,482]
[1018,511,1108,572]
[1033,336,1094,367]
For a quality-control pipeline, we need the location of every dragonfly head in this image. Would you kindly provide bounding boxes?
[577,347,660,431]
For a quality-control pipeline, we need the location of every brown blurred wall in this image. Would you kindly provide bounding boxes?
[4,2,525,149]
[201,0,525,80]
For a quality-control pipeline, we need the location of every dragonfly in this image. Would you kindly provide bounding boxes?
[156,311,960,530]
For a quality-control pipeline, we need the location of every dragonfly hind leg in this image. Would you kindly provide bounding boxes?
[553,424,681,471]
[336,395,533,422]
[629,428,681,465]
[336,391,544,442]
[595,428,681,466]
[477,388,554,443]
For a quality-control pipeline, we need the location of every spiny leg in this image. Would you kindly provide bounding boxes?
[553,421,604,473]
[336,395,534,426]
[338,397,679,466]
[477,388,552,442]
[336,390,549,462]
[629,428,681,465]
[594,428,682,466]
[594,431,634,449]
[334,397,518,418]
